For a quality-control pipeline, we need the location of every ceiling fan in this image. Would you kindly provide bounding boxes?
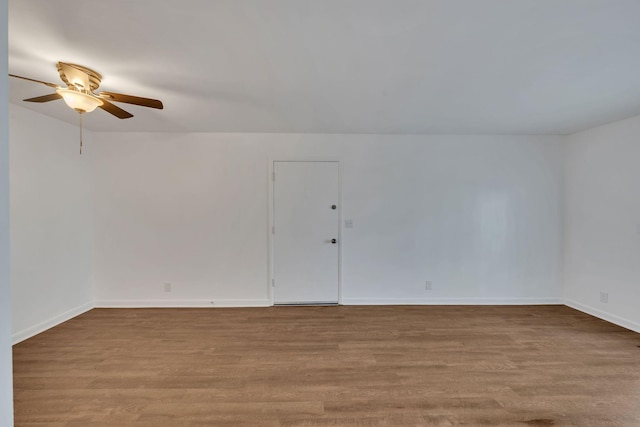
[9,61,163,118]
[10,61,164,154]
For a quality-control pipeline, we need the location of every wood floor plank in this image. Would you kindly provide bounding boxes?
[12,305,640,426]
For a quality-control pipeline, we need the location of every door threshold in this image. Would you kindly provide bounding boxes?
[274,302,340,307]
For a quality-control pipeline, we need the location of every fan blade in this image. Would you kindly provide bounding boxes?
[58,62,90,90]
[99,91,163,109]
[9,74,59,88]
[99,99,133,119]
[23,93,62,103]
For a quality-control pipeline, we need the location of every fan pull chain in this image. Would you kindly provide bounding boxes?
[79,113,83,155]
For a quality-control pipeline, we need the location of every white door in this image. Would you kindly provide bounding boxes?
[273,161,340,304]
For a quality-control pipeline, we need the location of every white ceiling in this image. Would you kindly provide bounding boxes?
[8,0,640,134]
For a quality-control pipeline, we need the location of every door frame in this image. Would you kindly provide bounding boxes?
[268,159,343,306]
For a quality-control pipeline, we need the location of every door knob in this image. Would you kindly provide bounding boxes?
[331,239,337,244]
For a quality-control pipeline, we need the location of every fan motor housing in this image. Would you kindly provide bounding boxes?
[57,62,102,91]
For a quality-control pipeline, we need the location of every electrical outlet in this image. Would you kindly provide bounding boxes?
[600,292,608,303]
[164,283,172,293]
[425,281,432,291]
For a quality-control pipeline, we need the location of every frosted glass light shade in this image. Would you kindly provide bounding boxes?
[56,89,103,113]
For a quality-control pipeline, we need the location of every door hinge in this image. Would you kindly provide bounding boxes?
[272,226,275,234]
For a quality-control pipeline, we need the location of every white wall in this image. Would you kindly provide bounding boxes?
[10,106,94,343]
[564,114,640,333]
[92,132,564,306]
[0,0,14,422]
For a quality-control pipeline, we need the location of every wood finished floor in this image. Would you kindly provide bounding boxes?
[12,305,640,426]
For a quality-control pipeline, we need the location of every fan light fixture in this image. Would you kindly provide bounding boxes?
[55,88,103,113]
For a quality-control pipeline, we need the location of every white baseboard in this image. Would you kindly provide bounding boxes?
[16,298,635,347]
[342,297,563,305]
[564,299,640,334]
[95,299,271,308]
[12,301,94,345]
